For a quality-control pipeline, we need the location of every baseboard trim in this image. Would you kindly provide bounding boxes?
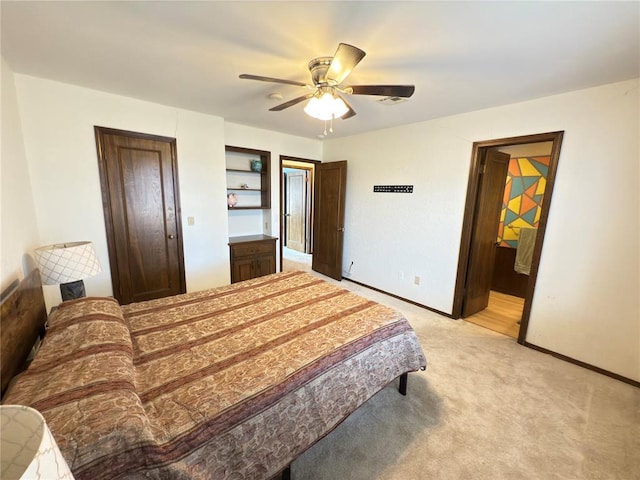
[342,277,454,319]
[523,342,640,388]
[342,278,639,389]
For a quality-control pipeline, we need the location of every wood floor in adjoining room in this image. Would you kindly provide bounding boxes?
[464,290,525,339]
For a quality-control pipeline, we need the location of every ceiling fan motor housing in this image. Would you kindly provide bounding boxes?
[308,57,334,85]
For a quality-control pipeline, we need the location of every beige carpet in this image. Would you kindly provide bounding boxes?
[282,264,640,479]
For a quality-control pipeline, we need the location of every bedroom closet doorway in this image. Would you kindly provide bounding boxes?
[95,127,186,305]
[280,156,318,273]
[453,131,563,344]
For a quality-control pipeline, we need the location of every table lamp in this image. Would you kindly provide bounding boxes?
[34,241,102,301]
[0,405,75,479]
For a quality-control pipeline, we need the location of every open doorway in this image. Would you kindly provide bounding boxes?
[279,156,320,272]
[453,131,564,343]
[280,157,348,281]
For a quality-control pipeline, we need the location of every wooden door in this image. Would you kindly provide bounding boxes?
[312,161,347,280]
[462,149,510,317]
[95,127,186,304]
[285,170,308,252]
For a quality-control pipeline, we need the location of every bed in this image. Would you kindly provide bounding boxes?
[1,269,427,479]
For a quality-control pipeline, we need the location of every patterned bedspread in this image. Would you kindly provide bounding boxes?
[4,271,427,479]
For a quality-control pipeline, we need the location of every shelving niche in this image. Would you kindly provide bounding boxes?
[225,145,276,283]
[225,145,270,209]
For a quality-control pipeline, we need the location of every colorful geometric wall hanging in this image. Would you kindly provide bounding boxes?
[497,156,549,248]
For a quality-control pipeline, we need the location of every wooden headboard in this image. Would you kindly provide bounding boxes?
[0,269,47,398]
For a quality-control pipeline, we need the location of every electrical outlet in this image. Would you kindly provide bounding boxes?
[187,216,195,226]
[414,276,421,285]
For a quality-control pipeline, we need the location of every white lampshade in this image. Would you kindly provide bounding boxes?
[304,92,349,120]
[0,405,75,480]
[34,241,101,285]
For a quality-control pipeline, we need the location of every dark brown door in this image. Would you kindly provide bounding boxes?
[285,169,307,252]
[462,149,510,317]
[95,127,186,304]
[312,161,347,280]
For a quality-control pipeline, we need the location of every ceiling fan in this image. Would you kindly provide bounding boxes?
[239,43,415,127]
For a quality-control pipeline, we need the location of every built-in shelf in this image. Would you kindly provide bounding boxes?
[225,145,271,210]
[226,168,261,174]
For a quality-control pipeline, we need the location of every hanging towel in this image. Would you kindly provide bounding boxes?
[515,227,537,275]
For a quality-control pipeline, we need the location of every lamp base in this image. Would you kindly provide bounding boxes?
[60,280,86,301]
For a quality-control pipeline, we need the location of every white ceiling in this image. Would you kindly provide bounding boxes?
[2,1,638,140]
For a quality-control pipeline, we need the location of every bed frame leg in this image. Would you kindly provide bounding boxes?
[399,372,408,396]
[281,465,291,480]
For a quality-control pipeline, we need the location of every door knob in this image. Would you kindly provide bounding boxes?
[168,234,175,239]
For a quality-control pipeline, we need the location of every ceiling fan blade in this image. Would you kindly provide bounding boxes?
[338,94,357,120]
[326,43,366,85]
[239,74,309,88]
[348,85,415,98]
[269,93,314,111]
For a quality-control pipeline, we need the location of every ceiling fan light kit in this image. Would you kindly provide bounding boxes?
[240,43,415,135]
[304,91,349,120]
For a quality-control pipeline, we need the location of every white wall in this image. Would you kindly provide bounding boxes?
[10,76,322,309]
[15,75,229,309]
[224,122,322,268]
[324,79,640,382]
[8,69,638,381]
[0,59,40,291]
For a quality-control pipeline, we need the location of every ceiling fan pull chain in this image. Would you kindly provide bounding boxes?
[323,120,328,136]
[329,115,334,133]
